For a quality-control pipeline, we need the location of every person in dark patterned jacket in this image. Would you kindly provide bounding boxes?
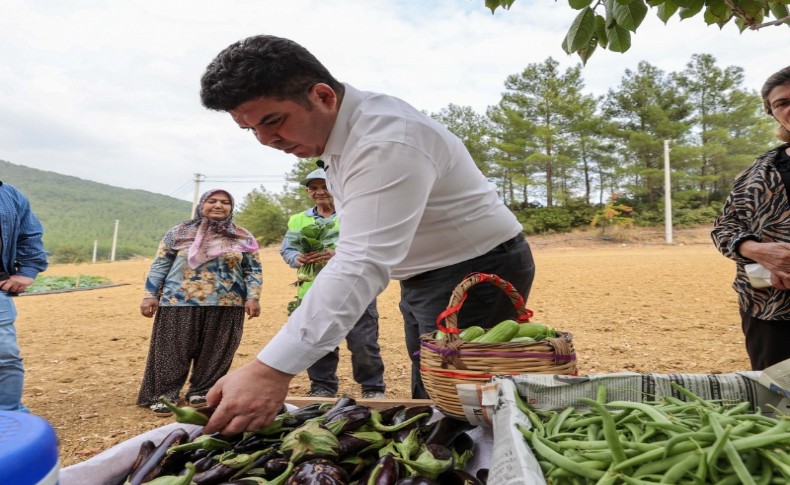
[711,65,790,370]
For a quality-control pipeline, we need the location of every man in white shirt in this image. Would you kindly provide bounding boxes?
[199,35,535,435]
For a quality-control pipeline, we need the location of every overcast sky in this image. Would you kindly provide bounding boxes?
[2,0,789,208]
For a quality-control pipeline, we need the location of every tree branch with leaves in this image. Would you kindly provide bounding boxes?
[483,0,790,64]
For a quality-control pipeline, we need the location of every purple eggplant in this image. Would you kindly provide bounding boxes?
[437,469,484,485]
[328,395,357,413]
[356,453,402,485]
[127,428,190,485]
[289,402,332,424]
[336,430,386,457]
[187,451,221,474]
[475,468,488,484]
[391,406,434,442]
[424,417,475,448]
[117,440,155,485]
[191,449,272,485]
[324,405,372,435]
[377,405,406,425]
[394,478,438,485]
[262,456,291,478]
[233,433,282,454]
[285,458,350,485]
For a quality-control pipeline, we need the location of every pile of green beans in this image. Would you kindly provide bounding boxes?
[514,382,790,484]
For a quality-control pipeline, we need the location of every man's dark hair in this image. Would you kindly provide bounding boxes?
[761,66,790,143]
[200,35,343,111]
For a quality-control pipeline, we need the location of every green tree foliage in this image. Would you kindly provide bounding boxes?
[602,61,692,207]
[483,0,790,63]
[235,158,321,246]
[234,187,289,246]
[674,54,775,199]
[1,160,191,260]
[490,58,588,207]
[432,53,776,235]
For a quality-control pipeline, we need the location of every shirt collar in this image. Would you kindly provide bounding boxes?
[322,83,364,162]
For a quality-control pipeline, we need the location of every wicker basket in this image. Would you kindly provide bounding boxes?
[419,272,577,419]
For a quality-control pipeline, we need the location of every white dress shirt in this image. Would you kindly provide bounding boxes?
[258,84,522,374]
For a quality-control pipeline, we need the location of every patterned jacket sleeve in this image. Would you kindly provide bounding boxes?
[242,251,263,300]
[711,161,764,265]
[143,240,176,299]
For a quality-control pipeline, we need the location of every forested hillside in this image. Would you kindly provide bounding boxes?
[1,160,192,262]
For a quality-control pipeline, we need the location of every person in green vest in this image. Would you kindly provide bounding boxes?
[279,168,386,399]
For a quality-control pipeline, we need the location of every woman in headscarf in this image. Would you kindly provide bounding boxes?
[136,189,262,416]
[712,65,790,371]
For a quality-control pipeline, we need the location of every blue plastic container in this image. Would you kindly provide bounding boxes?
[0,411,59,485]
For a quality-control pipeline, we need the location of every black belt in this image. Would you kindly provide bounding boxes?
[492,234,524,252]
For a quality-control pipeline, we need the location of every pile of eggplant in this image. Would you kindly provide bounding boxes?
[119,395,489,485]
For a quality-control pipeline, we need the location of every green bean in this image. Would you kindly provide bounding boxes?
[670,382,718,409]
[636,425,659,443]
[643,420,696,435]
[633,449,700,477]
[587,421,602,442]
[759,449,790,479]
[709,413,757,485]
[593,470,618,485]
[537,459,553,474]
[606,401,672,425]
[512,388,545,436]
[705,424,732,471]
[547,459,608,477]
[612,440,700,471]
[578,398,627,465]
[619,475,665,485]
[561,414,604,430]
[660,451,702,483]
[595,383,608,403]
[714,474,746,485]
[572,448,642,462]
[548,406,576,437]
[664,431,716,457]
[555,439,611,451]
[732,432,790,453]
[721,400,752,416]
[531,433,606,480]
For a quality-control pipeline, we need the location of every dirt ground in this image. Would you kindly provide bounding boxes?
[14,226,750,467]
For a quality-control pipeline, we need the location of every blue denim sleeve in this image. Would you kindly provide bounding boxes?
[11,191,48,278]
[279,229,302,269]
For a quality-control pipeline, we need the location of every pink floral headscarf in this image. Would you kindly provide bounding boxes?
[162,189,259,269]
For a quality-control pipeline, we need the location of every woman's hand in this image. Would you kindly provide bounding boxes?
[245,299,261,319]
[140,298,159,318]
[739,241,790,273]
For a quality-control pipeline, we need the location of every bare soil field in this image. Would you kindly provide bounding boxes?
[14,226,749,467]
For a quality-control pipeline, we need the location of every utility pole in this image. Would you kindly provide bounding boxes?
[664,140,673,245]
[191,173,206,217]
[110,220,119,262]
[92,240,98,263]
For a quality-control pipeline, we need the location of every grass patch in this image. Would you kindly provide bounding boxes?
[27,275,113,293]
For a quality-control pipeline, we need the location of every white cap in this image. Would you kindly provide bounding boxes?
[300,168,327,186]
